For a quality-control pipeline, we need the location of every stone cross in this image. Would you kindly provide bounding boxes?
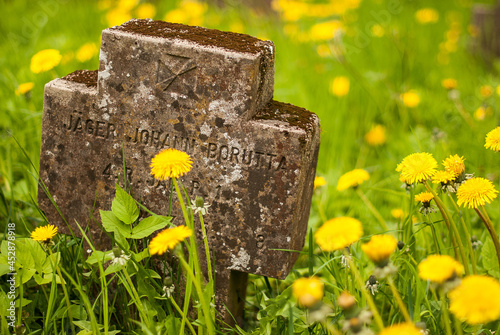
[38,19,320,323]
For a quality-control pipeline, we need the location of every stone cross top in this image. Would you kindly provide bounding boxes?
[38,19,320,321]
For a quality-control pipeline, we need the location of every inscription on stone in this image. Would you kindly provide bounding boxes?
[38,19,320,321]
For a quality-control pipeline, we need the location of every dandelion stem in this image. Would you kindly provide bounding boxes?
[427,216,441,255]
[387,276,411,322]
[345,250,384,330]
[48,248,76,335]
[447,193,477,274]
[178,254,215,335]
[453,317,464,335]
[122,267,149,325]
[425,182,470,275]
[475,206,500,273]
[199,212,215,319]
[439,289,453,335]
[169,297,197,335]
[356,188,388,231]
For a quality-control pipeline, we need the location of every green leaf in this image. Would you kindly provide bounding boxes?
[114,230,130,250]
[100,210,132,237]
[104,263,123,276]
[55,304,88,320]
[482,238,500,278]
[164,315,181,334]
[132,248,151,263]
[86,250,112,265]
[130,216,171,239]
[41,252,60,274]
[111,184,139,225]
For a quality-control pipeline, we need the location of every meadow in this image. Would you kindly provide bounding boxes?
[2,0,500,333]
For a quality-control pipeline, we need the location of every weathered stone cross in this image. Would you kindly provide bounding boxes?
[38,19,320,322]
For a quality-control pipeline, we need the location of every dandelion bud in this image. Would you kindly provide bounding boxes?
[195,196,205,208]
[112,246,122,258]
[163,276,173,287]
[397,240,405,250]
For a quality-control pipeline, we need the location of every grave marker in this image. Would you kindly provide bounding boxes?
[38,19,320,322]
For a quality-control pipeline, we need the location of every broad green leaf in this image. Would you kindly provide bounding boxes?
[100,210,132,237]
[0,263,11,277]
[17,268,36,286]
[132,248,150,263]
[145,269,161,279]
[104,262,124,276]
[55,304,88,320]
[23,238,46,272]
[14,239,36,270]
[41,252,60,274]
[130,216,171,239]
[111,185,139,225]
[73,320,92,331]
[114,230,130,250]
[86,250,113,265]
[164,315,181,335]
[482,238,500,278]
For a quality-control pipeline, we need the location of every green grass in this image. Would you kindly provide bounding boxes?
[2,0,500,333]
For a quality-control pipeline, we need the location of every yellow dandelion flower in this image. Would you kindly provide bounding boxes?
[164,1,207,26]
[149,225,192,255]
[314,176,327,190]
[314,217,363,252]
[371,24,384,37]
[442,154,465,175]
[497,85,500,96]
[337,169,369,191]
[415,191,434,204]
[316,44,331,58]
[31,224,58,242]
[292,276,324,307]
[441,78,457,90]
[136,3,156,18]
[457,177,498,209]
[361,234,397,264]
[15,82,34,96]
[30,49,62,74]
[330,76,350,97]
[474,106,487,121]
[150,148,193,180]
[400,90,420,108]
[418,255,464,284]
[118,0,138,11]
[449,275,500,325]
[415,8,439,24]
[432,170,458,184]
[365,124,386,146]
[309,20,343,41]
[106,8,131,27]
[391,208,404,219]
[480,85,493,99]
[396,152,437,185]
[485,127,500,151]
[379,322,422,335]
[76,42,98,63]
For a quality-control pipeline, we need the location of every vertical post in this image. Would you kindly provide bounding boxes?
[225,270,249,326]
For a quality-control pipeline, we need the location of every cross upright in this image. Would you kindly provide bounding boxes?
[38,19,320,322]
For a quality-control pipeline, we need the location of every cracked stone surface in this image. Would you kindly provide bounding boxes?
[38,19,321,322]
